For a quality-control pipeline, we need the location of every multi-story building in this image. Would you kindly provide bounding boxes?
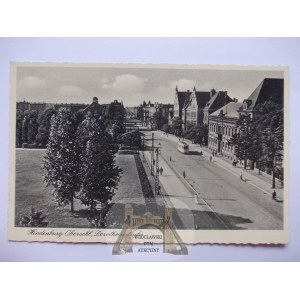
[173,86,190,123]
[208,78,284,165]
[208,101,242,160]
[183,87,211,127]
[138,100,173,128]
[239,78,283,118]
[173,86,233,131]
[203,90,234,126]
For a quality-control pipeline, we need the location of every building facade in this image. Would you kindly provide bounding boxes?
[173,86,233,131]
[208,78,284,167]
[138,100,174,128]
[208,102,242,160]
[183,87,211,127]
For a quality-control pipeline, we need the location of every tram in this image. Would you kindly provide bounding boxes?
[177,141,189,154]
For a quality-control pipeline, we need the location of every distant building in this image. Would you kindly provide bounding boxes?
[83,98,124,119]
[54,103,87,112]
[138,100,173,128]
[108,99,125,118]
[125,107,138,118]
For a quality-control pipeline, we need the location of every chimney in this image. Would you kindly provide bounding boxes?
[93,97,98,104]
[210,89,216,98]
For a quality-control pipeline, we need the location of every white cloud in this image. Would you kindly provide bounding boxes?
[58,85,84,96]
[102,74,147,93]
[170,78,196,91]
[18,76,48,89]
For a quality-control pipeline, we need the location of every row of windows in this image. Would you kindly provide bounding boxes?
[209,123,237,137]
[208,138,235,152]
[186,111,197,120]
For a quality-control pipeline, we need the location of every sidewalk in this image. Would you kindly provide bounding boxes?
[156,131,284,201]
[143,150,211,229]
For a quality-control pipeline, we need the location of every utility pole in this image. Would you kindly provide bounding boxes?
[155,144,161,194]
[150,133,154,175]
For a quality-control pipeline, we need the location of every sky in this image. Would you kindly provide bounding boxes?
[16,65,284,107]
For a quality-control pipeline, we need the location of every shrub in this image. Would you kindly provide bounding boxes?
[19,207,48,227]
[134,154,154,198]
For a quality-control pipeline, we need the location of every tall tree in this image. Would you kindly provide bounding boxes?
[118,130,142,148]
[254,101,283,188]
[171,117,182,137]
[78,116,122,227]
[27,110,39,144]
[16,109,24,147]
[151,111,167,130]
[184,124,208,145]
[229,114,257,169]
[36,108,57,148]
[42,108,80,213]
[21,110,30,144]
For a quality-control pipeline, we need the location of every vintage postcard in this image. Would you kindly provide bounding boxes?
[8,62,289,249]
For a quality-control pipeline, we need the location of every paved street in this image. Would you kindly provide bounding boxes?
[143,130,283,230]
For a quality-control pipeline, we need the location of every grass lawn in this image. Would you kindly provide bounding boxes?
[15,149,146,228]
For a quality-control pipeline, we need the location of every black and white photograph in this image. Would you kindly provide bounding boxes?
[8,63,288,244]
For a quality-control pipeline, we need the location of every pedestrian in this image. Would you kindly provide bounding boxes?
[240,171,243,181]
[160,167,163,175]
[210,155,212,162]
[170,156,172,162]
[183,170,186,179]
[272,190,277,200]
[212,150,215,157]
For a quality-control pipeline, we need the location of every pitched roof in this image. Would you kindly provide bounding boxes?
[245,78,283,110]
[176,91,191,109]
[210,102,243,118]
[181,90,210,109]
[205,91,233,111]
[195,91,211,108]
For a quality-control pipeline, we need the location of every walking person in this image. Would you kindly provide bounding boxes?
[160,167,163,176]
[170,156,172,162]
[183,170,186,179]
[272,190,277,201]
[210,155,212,162]
[240,171,243,181]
